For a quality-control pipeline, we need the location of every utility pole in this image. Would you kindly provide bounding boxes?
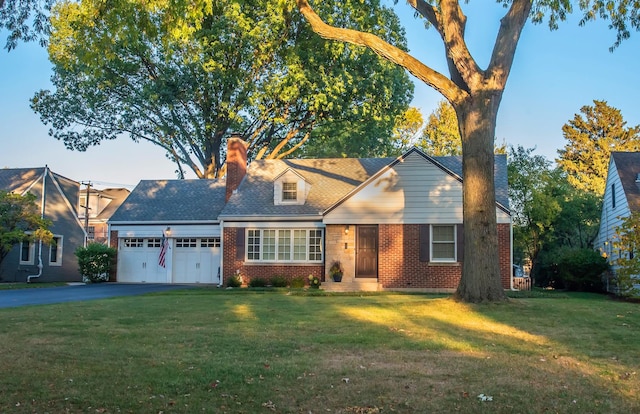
[81,181,92,246]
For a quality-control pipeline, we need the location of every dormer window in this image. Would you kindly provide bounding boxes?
[282,182,297,202]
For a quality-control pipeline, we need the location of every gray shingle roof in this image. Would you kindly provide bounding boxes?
[612,152,640,212]
[109,179,226,223]
[0,167,46,193]
[220,149,509,219]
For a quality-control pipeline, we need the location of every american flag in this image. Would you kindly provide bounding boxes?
[158,232,169,268]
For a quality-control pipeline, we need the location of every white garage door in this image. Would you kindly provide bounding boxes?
[117,237,168,283]
[172,237,221,284]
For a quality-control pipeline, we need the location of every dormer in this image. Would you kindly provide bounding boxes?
[273,168,309,205]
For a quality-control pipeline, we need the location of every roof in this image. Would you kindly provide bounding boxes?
[220,149,509,219]
[0,167,47,193]
[612,152,640,212]
[94,188,131,220]
[109,179,227,223]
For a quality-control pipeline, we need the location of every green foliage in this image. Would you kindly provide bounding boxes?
[290,276,306,289]
[416,100,462,156]
[536,247,609,292]
[32,0,412,177]
[75,243,116,283]
[611,212,640,298]
[308,274,321,289]
[248,277,267,288]
[557,100,640,195]
[226,274,242,288]
[0,190,53,266]
[269,275,288,288]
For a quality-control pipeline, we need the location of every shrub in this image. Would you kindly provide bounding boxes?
[75,243,116,283]
[270,275,288,287]
[290,276,305,288]
[249,278,267,288]
[537,247,609,292]
[226,275,242,288]
[308,274,321,289]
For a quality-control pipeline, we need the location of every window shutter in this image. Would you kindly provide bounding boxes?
[419,224,430,262]
[456,224,464,262]
[236,228,245,260]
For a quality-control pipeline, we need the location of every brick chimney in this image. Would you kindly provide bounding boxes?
[225,134,248,202]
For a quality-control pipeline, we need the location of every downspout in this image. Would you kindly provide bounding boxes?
[510,221,516,291]
[27,166,47,283]
[219,220,224,287]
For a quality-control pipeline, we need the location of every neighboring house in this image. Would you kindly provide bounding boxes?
[0,167,86,283]
[108,179,227,284]
[594,152,640,292]
[219,139,513,292]
[79,187,130,244]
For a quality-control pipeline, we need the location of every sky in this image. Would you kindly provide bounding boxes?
[1,2,639,189]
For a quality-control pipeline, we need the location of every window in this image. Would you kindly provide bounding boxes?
[246,229,323,262]
[20,239,34,265]
[431,225,456,262]
[148,238,162,248]
[201,238,221,247]
[123,238,144,247]
[176,238,197,248]
[612,184,616,209]
[282,182,297,201]
[49,236,62,266]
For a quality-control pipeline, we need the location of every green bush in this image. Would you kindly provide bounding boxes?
[249,278,267,288]
[226,275,242,288]
[270,275,288,288]
[75,243,116,283]
[537,247,609,292]
[290,276,305,288]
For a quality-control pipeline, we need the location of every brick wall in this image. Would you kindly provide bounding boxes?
[223,227,324,286]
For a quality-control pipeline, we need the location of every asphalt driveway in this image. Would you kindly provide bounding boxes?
[0,283,194,309]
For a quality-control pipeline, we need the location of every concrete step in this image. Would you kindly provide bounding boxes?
[322,278,379,292]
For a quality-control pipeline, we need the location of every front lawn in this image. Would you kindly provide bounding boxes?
[0,290,637,413]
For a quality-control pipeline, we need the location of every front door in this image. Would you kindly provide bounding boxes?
[356,225,378,278]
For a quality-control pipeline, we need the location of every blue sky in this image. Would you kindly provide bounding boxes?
[1,2,639,188]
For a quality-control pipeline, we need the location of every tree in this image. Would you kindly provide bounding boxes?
[31,0,412,178]
[611,212,640,297]
[0,190,53,267]
[392,107,424,153]
[296,0,640,302]
[0,0,53,50]
[417,100,461,156]
[557,100,640,195]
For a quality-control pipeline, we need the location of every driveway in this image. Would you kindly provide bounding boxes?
[0,283,194,309]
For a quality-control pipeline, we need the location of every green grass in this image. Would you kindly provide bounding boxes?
[0,281,69,290]
[0,289,638,413]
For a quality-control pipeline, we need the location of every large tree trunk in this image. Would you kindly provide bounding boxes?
[454,93,506,302]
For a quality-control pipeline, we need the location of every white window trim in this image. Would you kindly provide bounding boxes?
[281,182,298,203]
[430,224,457,263]
[49,235,63,267]
[246,228,323,263]
[19,237,35,265]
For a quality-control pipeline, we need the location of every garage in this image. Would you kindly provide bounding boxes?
[171,237,221,284]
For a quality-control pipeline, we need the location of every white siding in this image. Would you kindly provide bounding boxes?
[594,157,630,267]
[325,152,508,224]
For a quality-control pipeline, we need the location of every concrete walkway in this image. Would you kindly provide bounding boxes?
[0,283,194,309]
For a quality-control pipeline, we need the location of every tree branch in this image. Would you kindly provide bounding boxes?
[296,0,467,105]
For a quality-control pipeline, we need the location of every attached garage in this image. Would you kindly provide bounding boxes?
[108,179,227,285]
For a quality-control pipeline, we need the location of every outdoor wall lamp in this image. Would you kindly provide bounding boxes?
[165,226,171,235]
[344,225,350,235]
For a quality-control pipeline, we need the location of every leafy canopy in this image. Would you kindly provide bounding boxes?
[30,0,412,178]
[0,190,53,266]
[557,100,640,196]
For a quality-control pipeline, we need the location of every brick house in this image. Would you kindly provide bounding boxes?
[219,138,512,292]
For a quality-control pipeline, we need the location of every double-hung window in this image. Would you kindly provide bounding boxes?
[282,182,297,202]
[431,225,456,262]
[246,229,323,262]
[20,238,35,265]
[49,236,63,266]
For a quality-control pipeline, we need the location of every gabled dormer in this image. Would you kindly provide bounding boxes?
[273,168,309,205]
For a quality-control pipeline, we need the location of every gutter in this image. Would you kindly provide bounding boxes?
[27,167,47,283]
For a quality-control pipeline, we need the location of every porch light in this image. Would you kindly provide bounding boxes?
[165,226,171,235]
[344,225,350,235]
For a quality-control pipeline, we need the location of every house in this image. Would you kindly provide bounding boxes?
[594,152,640,292]
[219,138,513,292]
[0,167,86,283]
[79,186,130,244]
[108,179,227,284]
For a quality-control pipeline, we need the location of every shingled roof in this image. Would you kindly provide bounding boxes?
[612,152,640,212]
[109,179,226,223]
[220,149,509,219]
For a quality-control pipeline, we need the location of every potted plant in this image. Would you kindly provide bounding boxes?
[329,260,343,282]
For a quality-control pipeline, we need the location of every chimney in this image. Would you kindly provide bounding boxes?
[226,134,248,202]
